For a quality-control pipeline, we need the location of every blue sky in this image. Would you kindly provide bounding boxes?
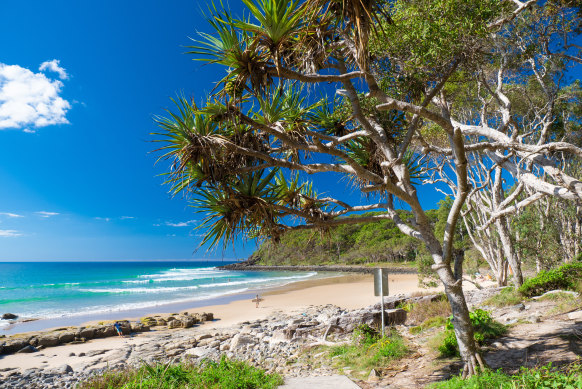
[0,0,448,261]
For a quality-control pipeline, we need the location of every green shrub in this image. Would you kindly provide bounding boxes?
[353,323,379,347]
[483,287,522,307]
[430,363,582,388]
[519,263,582,297]
[438,309,506,357]
[327,329,408,377]
[407,294,451,325]
[79,357,283,389]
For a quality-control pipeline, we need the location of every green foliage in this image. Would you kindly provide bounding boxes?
[483,287,523,308]
[430,363,582,389]
[327,329,408,376]
[519,263,582,297]
[409,316,447,335]
[407,294,451,325]
[79,357,283,389]
[253,211,424,266]
[353,324,380,347]
[438,309,506,357]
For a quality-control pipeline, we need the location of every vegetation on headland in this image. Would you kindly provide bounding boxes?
[78,357,283,389]
[251,210,425,266]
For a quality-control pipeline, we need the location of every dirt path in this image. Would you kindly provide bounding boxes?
[357,292,582,388]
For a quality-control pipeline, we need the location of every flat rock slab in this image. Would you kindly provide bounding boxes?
[279,375,360,388]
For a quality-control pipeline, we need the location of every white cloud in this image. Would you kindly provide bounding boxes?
[0,212,23,218]
[0,62,71,130]
[39,60,69,80]
[120,216,135,220]
[95,217,111,222]
[36,211,59,218]
[0,229,22,237]
[166,220,196,227]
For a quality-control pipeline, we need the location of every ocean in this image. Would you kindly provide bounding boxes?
[0,261,321,334]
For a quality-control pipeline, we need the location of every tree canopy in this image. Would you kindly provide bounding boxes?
[154,0,582,376]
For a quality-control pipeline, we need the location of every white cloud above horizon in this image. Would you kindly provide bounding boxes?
[0,212,23,218]
[0,229,23,238]
[165,220,196,227]
[36,211,60,218]
[0,61,71,130]
[39,60,69,80]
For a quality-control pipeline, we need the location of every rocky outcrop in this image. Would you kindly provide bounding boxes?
[2,313,18,320]
[0,313,216,356]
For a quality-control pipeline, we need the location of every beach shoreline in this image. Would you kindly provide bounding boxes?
[0,271,456,386]
[0,271,436,342]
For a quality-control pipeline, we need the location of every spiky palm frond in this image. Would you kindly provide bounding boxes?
[235,0,306,49]
[307,0,392,68]
[308,96,351,136]
[193,169,283,248]
[154,96,269,192]
[401,149,426,185]
[187,2,272,97]
[343,138,425,188]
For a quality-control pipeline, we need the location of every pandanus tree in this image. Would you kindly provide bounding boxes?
[155,0,582,376]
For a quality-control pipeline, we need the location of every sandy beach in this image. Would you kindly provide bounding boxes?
[0,272,442,374]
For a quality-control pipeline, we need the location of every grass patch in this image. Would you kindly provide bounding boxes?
[429,362,582,388]
[483,287,523,308]
[536,291,579,302]
[519,263,582,297]
[438,309,506,358]
[78,357,283,389]
[326,325,408,378]
[410,316,447,334]
[407,295,451,325]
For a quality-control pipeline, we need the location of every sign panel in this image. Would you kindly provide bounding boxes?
[373,268,389,296]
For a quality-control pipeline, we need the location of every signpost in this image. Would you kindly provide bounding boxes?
[373,268,389,337]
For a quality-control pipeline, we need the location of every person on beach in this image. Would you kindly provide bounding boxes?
[252,294,263,308]
[113,322,124,338]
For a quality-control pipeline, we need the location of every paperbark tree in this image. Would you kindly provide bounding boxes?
[155,0,581,376]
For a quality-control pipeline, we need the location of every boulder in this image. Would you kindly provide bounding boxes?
[37,334,60,348]
[1,313,18,320]
[333,308,407,332]
[156,318,167,326]
[93,325,117,338]
[167,320,181,329]
[179,316,196,328]
[52,365,73,375]
[58,332,76,344]
[140,317,157,326]
[201,312,214,321]
[131,322,150,332]
[77,327,95,340]
[383,308,407,325]
[16,345,37,354]
[2,339,29,354]
[230,333,256,350]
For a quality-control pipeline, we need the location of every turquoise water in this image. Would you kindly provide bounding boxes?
[0,261,318,332]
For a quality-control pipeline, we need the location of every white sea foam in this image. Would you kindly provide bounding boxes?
[198,272,317,288]
[136,267,230,283]
[122,279,152,284]
[80,285,201,294]
[24,288,250,320]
